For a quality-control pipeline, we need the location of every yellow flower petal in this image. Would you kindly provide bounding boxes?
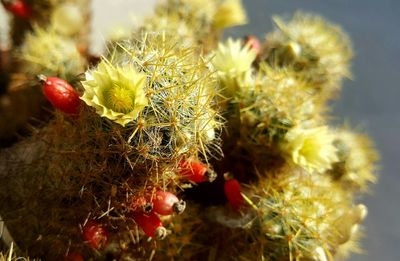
[81,60,148,126]
[283,126,338,173]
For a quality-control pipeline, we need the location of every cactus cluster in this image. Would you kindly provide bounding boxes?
[0,0,379,260]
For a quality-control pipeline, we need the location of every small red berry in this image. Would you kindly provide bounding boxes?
[244,35,262,57]
[152,191,186,215]
[82,221,108,249]
[178,160,217,183]
[224,174,245,211]
[64,252,84,261]
[132,211,167,240]
[40,75,81,115]
[1,0,31,19]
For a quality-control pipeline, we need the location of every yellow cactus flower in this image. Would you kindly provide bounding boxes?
[212,38,256,95]
[283,126,339,173]
[213,38,256,75]
[213,0,247,29]
[81,60,148,126]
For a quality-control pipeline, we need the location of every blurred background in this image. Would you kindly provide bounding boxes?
[1,0,399,260]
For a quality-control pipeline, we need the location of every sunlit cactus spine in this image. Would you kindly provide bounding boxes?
[0,244,29,261]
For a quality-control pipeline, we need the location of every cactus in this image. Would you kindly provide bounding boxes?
[20,27,85,81]
[86,33,223,162]
[264,12,353,97]
[330,129,379,192]
[0,1,379,261]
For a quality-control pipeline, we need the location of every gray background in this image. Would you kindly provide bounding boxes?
[1,0,399,260]
[227,1,400,260]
